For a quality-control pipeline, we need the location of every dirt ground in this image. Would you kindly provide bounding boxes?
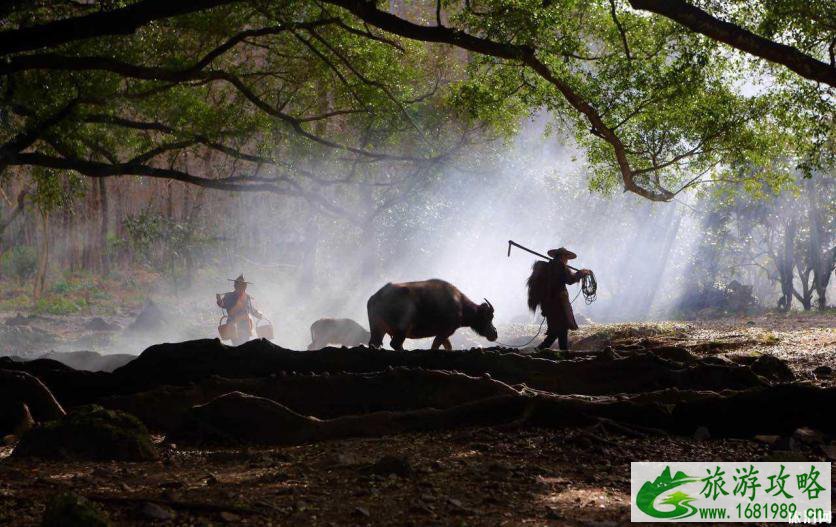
[685,311,836,380]
[3,425,829,527]
[492,310,835,383]
[0,312,833,526]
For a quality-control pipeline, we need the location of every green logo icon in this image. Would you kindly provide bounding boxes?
[636,466,700,519]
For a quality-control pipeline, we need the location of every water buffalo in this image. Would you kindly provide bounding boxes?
[307,318,371,350]
[367,279,498,351]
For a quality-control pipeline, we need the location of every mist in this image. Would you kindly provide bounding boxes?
[3,114,829,358]
[137,115,705,352]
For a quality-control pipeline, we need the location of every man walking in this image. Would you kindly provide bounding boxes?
[527,247,591,351]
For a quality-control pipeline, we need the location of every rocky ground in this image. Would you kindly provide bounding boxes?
[0,311,833,526]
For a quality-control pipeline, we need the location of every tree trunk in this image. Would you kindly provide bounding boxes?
[114,182,130,268]
[806,179,831,310]
[793,265,813,310]
[81,182,95,272]
[99,178,109,275]
[0,189,28,268]
[776,218,796,311]
[33,209,49,300]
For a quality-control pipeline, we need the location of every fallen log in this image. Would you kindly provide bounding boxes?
[171,384,836,446]
[113,338,770,395]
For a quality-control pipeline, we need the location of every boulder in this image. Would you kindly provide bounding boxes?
[126,300,168,333]
[85,317,121,332]
[14,405,158,461]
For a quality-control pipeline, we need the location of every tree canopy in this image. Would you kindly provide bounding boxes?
[0,0,833,203]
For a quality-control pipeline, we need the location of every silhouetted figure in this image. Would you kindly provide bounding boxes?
[217,274,263,345]
[527,248,591,351]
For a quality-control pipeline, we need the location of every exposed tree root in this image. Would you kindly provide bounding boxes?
[0,369,65,435]
[170,391,535,446]
[3,337,830,450]
[99,368,519,431]
[0,357,115,406]
[2,339,785,414]
[171,385,836,446]
[113,338,771,396]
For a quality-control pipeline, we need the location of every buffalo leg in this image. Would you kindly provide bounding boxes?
[368,319,385,349]
[431,336,453,351]
[390,334,406,351]
[442,338,452,351]
[368,330,384,349]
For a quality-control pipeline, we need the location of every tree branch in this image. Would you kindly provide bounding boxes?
[332,19,405,53]
[0,20,337,77]
[9,152,278,193]
[2,54,426,162]
[0,100,81,171]
[609,0,632,61]
[320,0,673,201]
[628,0,836,87]
[0,0,241,57]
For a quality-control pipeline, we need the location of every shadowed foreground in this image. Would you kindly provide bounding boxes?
[1,317,834,525]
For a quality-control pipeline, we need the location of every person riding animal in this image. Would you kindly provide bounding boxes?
[527,247,591,351]
[216,274,264,345]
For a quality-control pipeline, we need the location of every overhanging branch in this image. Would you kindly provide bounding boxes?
[2,54,429,163]
[319,0,673,201]
[0,0,241,56]
[9,152,278,193]
[628,0,836,87]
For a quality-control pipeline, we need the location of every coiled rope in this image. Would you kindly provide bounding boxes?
[580,271,597,305]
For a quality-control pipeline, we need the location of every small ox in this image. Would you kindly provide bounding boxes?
[307,318,371,350]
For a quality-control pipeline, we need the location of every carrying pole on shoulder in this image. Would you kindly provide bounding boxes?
[507,240,551,261]
[508,239,597,305]
[507,240,582,272]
